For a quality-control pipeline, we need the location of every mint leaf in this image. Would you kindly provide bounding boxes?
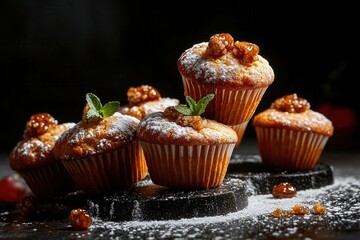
[86,93,102,112]
[174,105,193,116]
[174,94,215,116]
[194,93,214,115]
[86,108,102,119]
[101,101,121,118]
[85,93,120,120]
[185,96,196,112]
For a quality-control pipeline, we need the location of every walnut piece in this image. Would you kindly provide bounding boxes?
[127,85,161,106]
[206,33,234,58]
[313,202,327,215]
[164,106,204,131]
[205,33,259,66]
[232,41,259,66]
[272,182,297,198]
[24,113,58,139]
[270,93,310,113]
[290,204,310,215]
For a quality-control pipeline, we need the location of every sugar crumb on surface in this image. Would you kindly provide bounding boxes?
[88,176,359,239]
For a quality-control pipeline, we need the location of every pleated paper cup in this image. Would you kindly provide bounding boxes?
[19,161,74,198]
[62,140,148,193]
[182,76,268,125]
[140,142,236,189]
[228,121,249,148]
[254,127,330,170]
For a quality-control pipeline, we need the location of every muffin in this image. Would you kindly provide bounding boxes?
[9,113,76,198]
[228,121,249,148]
[53,93,148,193]
[252,93,334,170]
[137,94,238,189]
[177,33,275,146]
[118,85,179,120]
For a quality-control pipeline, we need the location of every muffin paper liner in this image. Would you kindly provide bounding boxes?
[62,141,147,193]
[140,142,235,189]
[254,127,330,170]
[228,121,249,148]
[182,76,268,125]
[20,161,73,198]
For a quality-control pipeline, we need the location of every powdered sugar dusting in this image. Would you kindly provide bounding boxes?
[253,109,334,136]
[137,112,237,145]
[89,176,360,238]
[141,98,179,115]
[13,139,49,159]
[178,42,274,86]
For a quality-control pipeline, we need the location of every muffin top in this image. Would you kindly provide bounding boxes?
[252,93,334,136]
[53,93,140,160]
[137,106,238,146]
[9,113,75,171]
[177,33,275,89]
[53,111,140,161]
[118,85,179,119]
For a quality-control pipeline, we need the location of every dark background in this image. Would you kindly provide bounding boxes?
[1,1,359,153]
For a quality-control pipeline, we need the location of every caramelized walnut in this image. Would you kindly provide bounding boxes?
[290,204,310,215]
[270,93,310,113]
[206,33,234,57]
[206,33,259,66]
[272,204,309,218]
[69,208,92,231]
[272,202,326,218]
[164,106,181,119]
[119,106,143,120]
[313,202,327,215]
[127,85,161,106]
[272,208,290,218]
[164,106,204,131]
[24,113,58,139]
[272,182,297,198]
[176,115,204,131]
[232,41,259,66]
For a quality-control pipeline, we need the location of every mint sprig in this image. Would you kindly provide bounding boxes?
[86,93,120,119]
[174,93,215,116]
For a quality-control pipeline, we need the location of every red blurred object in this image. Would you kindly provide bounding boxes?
[0,174,27,204]
[316,103,359,150]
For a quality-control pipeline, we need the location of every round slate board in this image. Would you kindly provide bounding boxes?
[35,176,249,221]
[226,154,334,195]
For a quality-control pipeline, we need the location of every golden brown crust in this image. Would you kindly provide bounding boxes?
[177,33,274,89]
[252,94,334,136]
[9,121,75,171]
[136,111,238,146]
[53,112,140,160]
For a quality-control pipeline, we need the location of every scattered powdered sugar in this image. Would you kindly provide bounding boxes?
[88,176,360,239]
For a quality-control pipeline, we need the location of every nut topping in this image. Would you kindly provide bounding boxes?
[24,113,58,139]
[206,33,259,65]
[270,93,310,113]
[127,85,161,106]
[164,106,204,131]
[206,33,234,57]
[233,41,259,66]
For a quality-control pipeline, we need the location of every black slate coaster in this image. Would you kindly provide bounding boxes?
[227,154,334,194]
[31,176,248,222]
